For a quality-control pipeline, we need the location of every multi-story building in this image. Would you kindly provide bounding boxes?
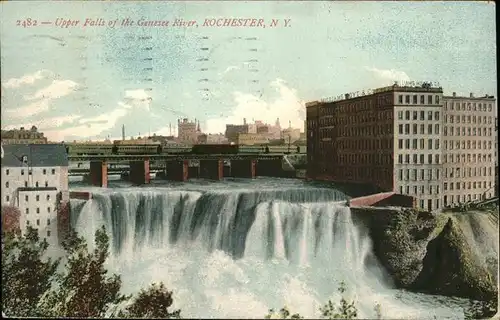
[1,144,69,245]
[307,83,497,211]
[178,118,201,144]
[237,133,270,145]
[1,126,48,144]
[307,83,447,211]
[225,124,249,144]
[442,93,496,204]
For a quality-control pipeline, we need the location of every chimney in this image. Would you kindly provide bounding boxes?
[452,92,456,97]
[470,92,474,98]
[243,118,247,125]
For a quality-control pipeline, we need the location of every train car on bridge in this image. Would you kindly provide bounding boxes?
[65,142,114,156]
[112,142,161,155]
[191,144,239,154]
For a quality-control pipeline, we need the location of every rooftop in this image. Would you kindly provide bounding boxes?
[1,144,68,168]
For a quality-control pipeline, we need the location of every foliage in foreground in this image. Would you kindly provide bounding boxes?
[265,281,383,320]
[2,226,180,318]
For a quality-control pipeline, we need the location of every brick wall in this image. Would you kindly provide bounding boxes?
[1,205,21,235]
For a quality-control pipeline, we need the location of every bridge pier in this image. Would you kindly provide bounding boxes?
[256,159,284,177]
[200,159,223,180]
[129,159,150,185]
[89,161,108,187]
[231,159,256,178]
[166,160,189,181]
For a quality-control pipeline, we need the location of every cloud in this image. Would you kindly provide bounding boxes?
[124,89,152,111]
[364,66,410,83]
[24,79,79,101]
[3,99,51,118]
[3,79,80,119]
[43,107,129,141]
[205,78,305,134]
[2,115,82,131]
[1,70,53,88]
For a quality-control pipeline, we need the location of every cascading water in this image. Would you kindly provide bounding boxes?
[71,185,467,319]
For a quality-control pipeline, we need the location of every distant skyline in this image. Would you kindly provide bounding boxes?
[1,1,497,141]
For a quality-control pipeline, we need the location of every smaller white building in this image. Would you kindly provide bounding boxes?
[1,144,69,245]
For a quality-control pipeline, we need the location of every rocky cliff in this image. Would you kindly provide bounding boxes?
[351,206,499,302]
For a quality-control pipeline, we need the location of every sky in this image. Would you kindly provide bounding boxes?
[0,1,497,142]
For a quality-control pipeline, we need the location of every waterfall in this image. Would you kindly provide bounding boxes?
[71,188,466,319]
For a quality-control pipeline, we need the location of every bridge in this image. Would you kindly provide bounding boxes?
[68,153,294,187]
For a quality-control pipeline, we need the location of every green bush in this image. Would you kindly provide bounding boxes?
[2,226,180,318]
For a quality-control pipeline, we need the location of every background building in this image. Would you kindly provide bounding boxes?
[1,144,69,245]
[442,93,496,204]
[1,126,48,144]
[178,118,201,144]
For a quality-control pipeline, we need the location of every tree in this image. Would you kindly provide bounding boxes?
[1,227,59,317]
[120,283,181,318]
[265,281,384,320]
[2,225,181,318]
[265,307,304,319]
[41,226,130,317]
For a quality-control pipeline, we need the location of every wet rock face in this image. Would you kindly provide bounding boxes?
[411,217,497,301]
[352,207,437,287]
[352,207,498,301]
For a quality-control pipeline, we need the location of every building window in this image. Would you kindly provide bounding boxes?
[420,95,425,104]
[46,195,50,201]
[435,95,440,104]
[45,181,48,187]
[47,230,51,237]
[428,139,433,150]
[25,195,28,201]
[398,155,403,163]
[405,111,410,120]
[6,195,10,202]
[435,112,440,121]
[25,208,29,214]
[399,125,403,134]
[43,169,47,175]
[29,169,32,175]
[405,95,410,104]
[428,111,433,121]
[5,181,9,188]
[398,111,403,119]
[398,95,403,104]
[36,219,40,226]
[428,124,433,135]
[36,208,40,214]
[24,181,28,187]
[428,95,433,104]
[5,169,9,175]
[47,207,51,213]
[36,195,40,201]
[35,182,39,188]
[47,218,51,225]
[21,169,25,175]
[51,169,56,175]
[428,154,433,164]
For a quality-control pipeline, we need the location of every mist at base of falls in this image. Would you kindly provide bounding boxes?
[70,180,468,319]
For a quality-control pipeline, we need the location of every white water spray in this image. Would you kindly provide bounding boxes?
[72,188,466,319]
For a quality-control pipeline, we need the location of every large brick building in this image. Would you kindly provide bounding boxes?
[306,83,496,212]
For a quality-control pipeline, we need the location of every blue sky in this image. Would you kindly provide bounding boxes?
[0,1,497,141]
